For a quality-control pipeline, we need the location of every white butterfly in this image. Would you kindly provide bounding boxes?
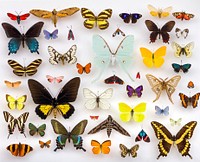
[170,118,182,126]
[175,28,189,39]
[83,88,113,110]
[48,45,77,65]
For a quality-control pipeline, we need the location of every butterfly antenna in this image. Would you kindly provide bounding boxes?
[181,60,183,65]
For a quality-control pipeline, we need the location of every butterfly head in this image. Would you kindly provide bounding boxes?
[52,9,57,15]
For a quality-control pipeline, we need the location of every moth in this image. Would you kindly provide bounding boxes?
[187,81,194,89]
[91,140,111,154]
[88,115,130,137]
[28,123,46,137]
[39,140,51,148]
[147,5,172,18]
[135,129,150,142]
[112,28,125,37]
[76,63,91,74]
[126,85,143,98]
[146,74,181,104]
[104,75,124,85]
[90,116,99,120]
[172,63,191,73]
[67,27,74,40]
[175,28,189,39]
[7,143,33,157]
[179,93,200,108]
[43,29,58,40]
[4,80,21,88]
[171,42,194,57]
[136,72,140,79]
[46,75,64,83]
[170,118,182,126]
[119,144,139,158]
[151,121,197,159]
[119,13,142,23]
[6,94,27,110]
[7,12,30,24]
[155,106,169,116]
[172,12,194,21]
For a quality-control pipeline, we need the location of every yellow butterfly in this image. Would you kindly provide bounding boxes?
[30,8,80,27]
[81,8,112,30]
[6,94,27,110]
[140,46,166,68]
[119,102,146,122]
[147,4,172,18]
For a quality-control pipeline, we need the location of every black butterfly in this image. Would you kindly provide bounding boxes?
[145,20,175,43]
[2,21,44,55]
[119,13,142,23]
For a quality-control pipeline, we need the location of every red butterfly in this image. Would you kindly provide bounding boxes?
[90,116,99,120]
[172,12,194,21]
[7,12,30,24]
[46,75,64,83]
[136,72,140,79]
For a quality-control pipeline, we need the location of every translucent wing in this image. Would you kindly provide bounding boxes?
[83,88,98,109]
[98,88,113,109]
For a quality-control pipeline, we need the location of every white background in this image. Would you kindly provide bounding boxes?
[0,0,200,162]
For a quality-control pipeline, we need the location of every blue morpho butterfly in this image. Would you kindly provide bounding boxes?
[43,29,58,40]
[135,129,150,142]
[172,63,191,73]
[155,106,169,116]
[119,13,142,23]
[2,21,44,55]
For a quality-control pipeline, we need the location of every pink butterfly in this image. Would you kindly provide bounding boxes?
[46,75,64,83]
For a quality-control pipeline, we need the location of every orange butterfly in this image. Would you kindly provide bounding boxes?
[172,12,194,20]
[4,80,21,88]
[179,93,200,108]
[39,140,51,148]
[187,81,194,89]
[7,143,33,157]
[90,116,99,120]
[91,140,111,154]
[76,63,91,74]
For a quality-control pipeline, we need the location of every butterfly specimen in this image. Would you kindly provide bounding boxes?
[112,28,125,37]
[46,75,64,83]
[104,75,124,85]
[88,115,130,137]
[126,85,143,98]
[118,102,146,122]
[155,106,169,116]
[8,59,42,77]
[48,45,77,65]
[81,8,112,30]
[6,94,27,110]
[91,140,111,154]
[93,34,134,81]
[151,121,197,159]
[119,144,139,158]
[39,140,51,148]
[43,29,58,40]
[83,88,113,110]
[76,63,91,74]
[135,129,150,142]
[7,12,30,24]
[90,116,99,120]
[172,12,194,21]
[7,143,33,157]
[30,8,80,27]
[179,92,200,108]
[68,27,74,40]
[171,42,194,57]
[4,80,21,88]
[3,111,29,138]
[146,74,181,104]
[175,28,189,39]
[28,123,46,137]
[170,118,182,126]
[51,119,87,151]
[2,22,44,54]
[187,81,194,89]
[172,63,191,73]
[145,20,175,43]
[140,46,166,68]
[119,13,142,23]
[147,5,172,18]
[136,72,140,79]
[28,77,80,119]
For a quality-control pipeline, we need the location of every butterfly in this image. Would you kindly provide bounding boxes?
[46,75,64,83]
[136,72,140,79]
[104,75,124,85]
[68,28,74,40]
[28,77,80,119]
[151,121,197,159]
[6,94,27,110]
[175,28,189,39]
[170,118,182,126]
[43,29,58,40]
[145,20,175,43]
[3,111,29,138]
[83,88,113,110]
[147,5,172,18]
[112,28,125,37]
[119,13,142,23]
[30,8,80,27]
[4,80,21,88]
[119,102,146,123]
[88,115,130,137]
[2,22,44,55]
[7,143,33,157]
[39,140,51,148]
[90,116,99,120]
[187,81,194,89]
[48,45,77,65]
[126,85,143,98]
[172,12,194,21]
[51,119,87,151]
[172,63,191,73]
[119,144,139,158]
[81,8,112,30]
[135,129,150,142]
[155,106,169,116]
[28,123,46,137]
[8,59,42,77]
[140,46,166,68]
[146,74,181,104]
[91,140,111,154]
[179,93,200,108]
[93,34,134,81]
[76,63,91,74]
[171,42,194,57]
[7,12,30,24]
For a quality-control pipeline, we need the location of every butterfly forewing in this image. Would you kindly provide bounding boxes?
[25,21,44,37]
[51,119,68,135]
[2,23,21,38]
[56,7,80,17]
[71,120,88,135]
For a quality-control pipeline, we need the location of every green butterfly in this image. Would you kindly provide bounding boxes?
[28,123,46,137]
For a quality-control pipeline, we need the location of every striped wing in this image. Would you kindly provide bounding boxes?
[3,111,16,136]
[16,112,29,134]
[97,9,112,30]
[7,143,33,157]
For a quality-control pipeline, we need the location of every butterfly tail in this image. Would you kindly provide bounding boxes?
[120,63,134,81]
